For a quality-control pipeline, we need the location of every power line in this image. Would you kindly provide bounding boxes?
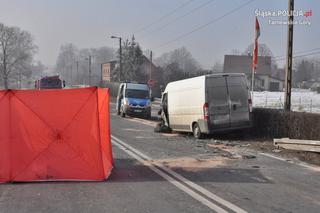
[138,0,216,39]
[273,47,320,59]
[135,0,195,34]
[153,0,256,49]
[273,50,320,61]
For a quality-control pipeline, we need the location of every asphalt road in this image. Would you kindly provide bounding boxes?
[0,102,320,213]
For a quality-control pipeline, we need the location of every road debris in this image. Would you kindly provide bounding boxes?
[207,143,256,160]
[154,122,172,133]
[242,154,257,159]
[274,138,320,153]
[153,156,228,172]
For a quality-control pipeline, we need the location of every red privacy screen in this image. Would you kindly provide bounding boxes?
[0,87,113,183]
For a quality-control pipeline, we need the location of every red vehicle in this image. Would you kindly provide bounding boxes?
[35,75,65,90]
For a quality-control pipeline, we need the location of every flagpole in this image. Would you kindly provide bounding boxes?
[251,17,259,101]
[251,66,255,99]
[251,17,256,100]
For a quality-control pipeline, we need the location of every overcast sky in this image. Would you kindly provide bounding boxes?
[0,0,318,69]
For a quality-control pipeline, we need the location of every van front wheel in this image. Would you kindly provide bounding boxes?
[193,123,203,139]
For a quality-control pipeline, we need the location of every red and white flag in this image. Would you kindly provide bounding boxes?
[252,17,260,70]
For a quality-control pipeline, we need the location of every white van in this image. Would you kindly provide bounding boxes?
[161,73,252,138]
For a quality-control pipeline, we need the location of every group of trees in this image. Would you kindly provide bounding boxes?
[55,36,154,86]
[119,38,208,87]
[230,43,274,57]
[56,39,320,90]
[3,22,318,91]
[154,47,210,86]
[294,59,320,86]
[118,36,145,82]
[0,22,44,89]
[55,44,115,86]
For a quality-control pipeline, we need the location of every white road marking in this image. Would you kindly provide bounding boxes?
[112,135,248,213]
[130,117,156,126]
[112,139,229,213]
[260,153,320,172]
[109,103,157,127]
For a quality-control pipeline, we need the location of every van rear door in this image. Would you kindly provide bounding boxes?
[226,76,250,128]
[206,76,230,129]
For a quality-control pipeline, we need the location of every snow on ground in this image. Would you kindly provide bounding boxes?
[253,89,320,113]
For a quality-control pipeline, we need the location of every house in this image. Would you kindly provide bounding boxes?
[223,55,284,91]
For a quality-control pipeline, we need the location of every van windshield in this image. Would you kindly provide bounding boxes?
[125,89,149,99]
[40,79,62,89]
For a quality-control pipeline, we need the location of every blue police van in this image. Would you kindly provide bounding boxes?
[116,82,152,119]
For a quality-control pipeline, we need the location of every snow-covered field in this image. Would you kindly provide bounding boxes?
[253,89,320,113]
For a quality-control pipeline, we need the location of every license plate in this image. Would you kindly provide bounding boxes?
[134,110,142,112]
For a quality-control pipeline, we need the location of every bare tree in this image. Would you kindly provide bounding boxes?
[211,61,223,73]
[229,49,242,55]
[155,47,201,74]
[55,43,78,85]
[243,42,280,72]
[293,58,318,86]
[0,23,37,89]
[244,43,273,57]
[55,44,115,86]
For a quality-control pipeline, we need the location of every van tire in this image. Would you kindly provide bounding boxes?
[192,123,203,139]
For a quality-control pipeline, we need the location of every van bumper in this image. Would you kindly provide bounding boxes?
[198,119,252,134]
[197,119,210,134]
[123,105,151,117]
[209,122,252,134]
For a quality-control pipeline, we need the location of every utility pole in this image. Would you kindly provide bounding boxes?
[110,35,122,82]
[88,55,92,86]
[149,51,153,81]
[76,61,79,85]
[284,0,294,111]
[70,64,73,85]
[119,37,122,82]
[149,51,153,98]
[19,70,22,89]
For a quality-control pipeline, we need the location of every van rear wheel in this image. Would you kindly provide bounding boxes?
[193,123,203,139]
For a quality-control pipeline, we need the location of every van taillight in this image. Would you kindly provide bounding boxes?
[248,98,252,112]
[203,103,209,120]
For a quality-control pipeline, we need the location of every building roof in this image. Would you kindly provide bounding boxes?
[223,55,272,75]
[102,60,118,64]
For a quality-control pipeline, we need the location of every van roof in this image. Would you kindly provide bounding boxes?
[205,73,246,78]
[166,73,245,85]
